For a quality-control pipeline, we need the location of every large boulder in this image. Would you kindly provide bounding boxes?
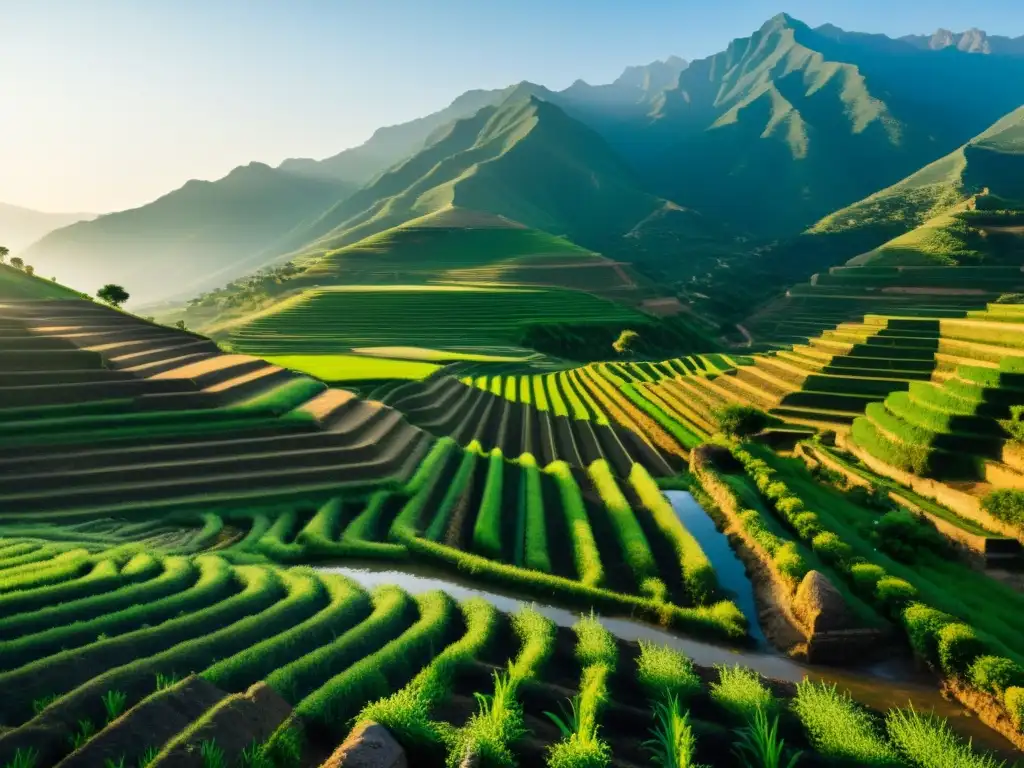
[794,570,853,634]
[322,722,407,768]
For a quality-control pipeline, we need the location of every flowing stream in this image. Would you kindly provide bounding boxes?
[664,490,765,643]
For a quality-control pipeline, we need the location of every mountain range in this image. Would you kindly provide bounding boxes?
[18,13,1024,308]
[0,203,94,255]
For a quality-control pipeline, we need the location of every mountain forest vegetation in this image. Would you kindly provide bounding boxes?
[3,11,1024,768]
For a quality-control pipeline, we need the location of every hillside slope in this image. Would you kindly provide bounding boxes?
[0,263,88,300]
[0,203,94,253]
[282,93,712,261]
[22,163,353,306]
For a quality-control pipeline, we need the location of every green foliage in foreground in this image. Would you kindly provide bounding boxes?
[886,708,1007,768]
[792,681,899,766]
[644,694,706,768]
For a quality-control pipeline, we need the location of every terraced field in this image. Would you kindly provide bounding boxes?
[221,285,646,355]
[5,283,1024,765]
[747,265,1024,348]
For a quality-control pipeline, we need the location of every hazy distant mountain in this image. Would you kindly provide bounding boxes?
[23,163,352,304]
[900,28,1024,56]
[0,203,94,254]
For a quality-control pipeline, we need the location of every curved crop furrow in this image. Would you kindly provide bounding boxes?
[0,557,262,724]
[0,549,93,595]
[202,573,370,693]
[545,462,603,586]
[0,566,310,766]
[264,584,415,704]
[293,590,457,735]
[0,553,163,642]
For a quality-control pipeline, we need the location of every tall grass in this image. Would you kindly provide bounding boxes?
[635,641,701,701]
[792,681,899,765]
[709,665,774,721]
[644,694,705,768]
[886,707,1005,768]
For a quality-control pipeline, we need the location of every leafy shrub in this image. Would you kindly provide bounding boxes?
[710,665,774,721]
[791,511,822,539]
[765,482,790,502]
[776,497,804,518]
[995,293,1024,304]
[969,656,1024,696]
[902,603,955,664]
[810,531,853,566]
[850,563,886,596]
[845,484,892,512]
[875,577,918,614]
[981,489,1024,530]
[937,623,988,677]
[1004,687,1024,729]
[774,543,809,582]
[714,405,773,438]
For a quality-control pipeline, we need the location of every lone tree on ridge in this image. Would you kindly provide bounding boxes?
[10,256,24,270]
[97,284,130,308]
[612,329,640,355]
[0,246,8,264]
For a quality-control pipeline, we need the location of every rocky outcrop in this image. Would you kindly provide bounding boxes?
[793,570,853,634]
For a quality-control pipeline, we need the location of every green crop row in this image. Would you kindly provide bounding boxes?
[520,454,551,573]
[587,459,663,600]
[265,584,412,704]
[532,376,550,411]
[472,449,506,561]
[568,369,609,425]
[559,372,590,421]
[0,556,200,669]
[546,374,569,418]
[546,461,603,586]
[202,572,368,693]
[357,597,498,761]
[547,615,617,768]
[623,383,705,449]
[425,450,477,542]
[629,463,721,605]
[295,590,455,734]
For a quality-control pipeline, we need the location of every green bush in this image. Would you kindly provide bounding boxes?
[995,293,1024,304]
[902,603,955,664]
[1004,686,1024,729]
[981,489,1024,530]
[850,563,886,596]
[969,655,1024,696]
[810,531,853,567]
[875,577,918,614]
[791,511,822,539]
[774,543,809,582]
[937,623,988,678]
[776,496,805,517]
[714,405,773,438]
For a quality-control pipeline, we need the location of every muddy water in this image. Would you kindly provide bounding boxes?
[315,561,1019,757]
[664,490,765,643]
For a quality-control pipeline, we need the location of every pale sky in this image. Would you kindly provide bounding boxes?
[2,0,1022,214]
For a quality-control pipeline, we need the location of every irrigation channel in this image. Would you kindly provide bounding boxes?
[316,491,1018,755]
